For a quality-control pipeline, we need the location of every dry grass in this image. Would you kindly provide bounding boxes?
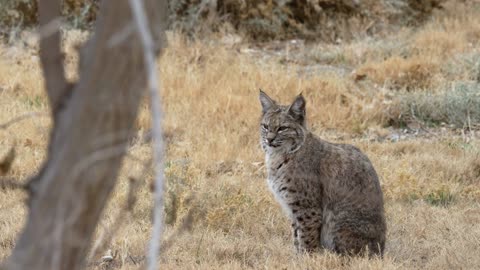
[344,1,480,91]
[356,56,440,90]
[1,3,480,269]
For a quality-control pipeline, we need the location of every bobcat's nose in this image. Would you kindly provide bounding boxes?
[266,133,276,146]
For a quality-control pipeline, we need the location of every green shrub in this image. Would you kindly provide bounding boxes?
[389,82,480,128]
[424,188,455,207]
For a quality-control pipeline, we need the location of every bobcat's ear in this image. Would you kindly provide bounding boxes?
[259,89,276,114]
[288,94,306,124]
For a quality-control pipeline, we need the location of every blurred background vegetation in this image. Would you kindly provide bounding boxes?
[0,0,446,41]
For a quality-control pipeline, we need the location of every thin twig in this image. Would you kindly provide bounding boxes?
[38,17,64,41]
[0,112,48,130]
[128,1,166,270]
[0,178,25,190]
[107,22,135,48]
[69,144,129,187]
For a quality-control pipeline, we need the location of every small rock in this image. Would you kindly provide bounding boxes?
[101,249,114,263]
[388,133,400,142]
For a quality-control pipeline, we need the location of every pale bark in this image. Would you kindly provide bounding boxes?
[3,0,167,269]
[127,0,166,269]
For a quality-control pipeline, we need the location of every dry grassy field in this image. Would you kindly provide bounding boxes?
[1,2,480,269]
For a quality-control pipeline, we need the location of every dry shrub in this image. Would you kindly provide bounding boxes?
[356,56,440,90]
[409,1,480,58]
[0,0,98,30]
[412,29,467,58]
[1,0,447,42]
[350,0,480,91]
[0,0,37,28]
[171,0,446,41]
[63,0,98,28]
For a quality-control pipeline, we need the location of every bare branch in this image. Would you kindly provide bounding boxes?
[107,23,135,48]
[38,17,64,41]
[3,0,167,269]
[38,0,69,113]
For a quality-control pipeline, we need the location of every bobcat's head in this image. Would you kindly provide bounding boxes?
[259,90,306,154]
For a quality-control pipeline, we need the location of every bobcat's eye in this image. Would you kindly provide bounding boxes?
[278,126,289,132]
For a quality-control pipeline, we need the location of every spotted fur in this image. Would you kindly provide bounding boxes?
[259,90,386,256]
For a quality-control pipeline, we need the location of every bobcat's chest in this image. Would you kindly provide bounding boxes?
[265,153,296,218]
[267,177,295,219]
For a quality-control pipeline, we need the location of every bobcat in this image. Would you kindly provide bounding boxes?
[259,90,386,256]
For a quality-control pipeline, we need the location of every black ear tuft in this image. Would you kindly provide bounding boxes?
[259,89,276,114]
[288,94,306,124]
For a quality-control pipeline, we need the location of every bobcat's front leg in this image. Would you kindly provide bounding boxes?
[292,222,299,252]
[294,210,322,252]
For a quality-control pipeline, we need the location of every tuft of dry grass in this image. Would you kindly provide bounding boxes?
[1,3,480,269]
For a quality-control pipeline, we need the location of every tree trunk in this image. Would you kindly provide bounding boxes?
[3,0,167,269]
